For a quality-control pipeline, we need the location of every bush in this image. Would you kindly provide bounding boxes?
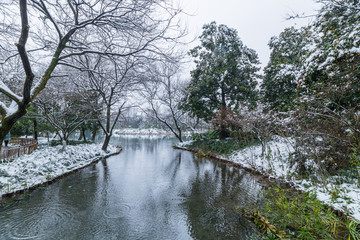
[190,130,259,156]
[50,140,92,146]
[291,105,360,181]
[247,187,356,240]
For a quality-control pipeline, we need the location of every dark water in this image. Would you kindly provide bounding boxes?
[0,137,264,240]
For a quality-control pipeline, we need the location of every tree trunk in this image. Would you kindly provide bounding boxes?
[78,128,83,141]
[0,107,27,151]
[33,119,38,140]
[101,104,112,151]
[177,131,183,142]
[102,134,111,151]
[219,87,228,140]
[91,129,97,141]
[219,123,228,140]
[61,134,67,151]
[82,127,87,143]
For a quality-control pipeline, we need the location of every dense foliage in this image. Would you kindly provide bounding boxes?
[261,0,360,177]
[189,130,259,156]
[181,22,260,139]
[262,27,311,111]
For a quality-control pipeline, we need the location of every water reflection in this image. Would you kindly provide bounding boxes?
[0,137,263,239]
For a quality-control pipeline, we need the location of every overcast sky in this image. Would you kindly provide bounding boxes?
[179,0,320,70]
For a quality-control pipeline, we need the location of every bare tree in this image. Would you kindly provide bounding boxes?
[0,0,184,149]
[139,64,198,142]
[34,77,93,150]
[78,55,142,151]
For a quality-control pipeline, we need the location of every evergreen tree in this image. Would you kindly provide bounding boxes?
[289,0,360,172]
[301,0,360,108]
[262,27,311,111]
[181,22,260,139]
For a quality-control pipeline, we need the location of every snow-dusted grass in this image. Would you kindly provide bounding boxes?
[297,178,360,221]
[228,136,296,179]
[0,144,117,197]
[178,136,360,221]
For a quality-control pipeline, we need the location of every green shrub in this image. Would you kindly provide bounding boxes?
[189,130,259,156]
[252,187,352,240]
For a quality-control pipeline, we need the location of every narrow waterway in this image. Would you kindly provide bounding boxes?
[0,137,265,239]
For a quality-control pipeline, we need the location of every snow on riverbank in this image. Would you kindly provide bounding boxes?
[178,136,360,221]
[113,128,171,136]
[113,128,207,137]
[229,136,296,179]
[0,144,117,197]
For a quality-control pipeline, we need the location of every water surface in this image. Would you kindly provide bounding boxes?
[0,137,264,239]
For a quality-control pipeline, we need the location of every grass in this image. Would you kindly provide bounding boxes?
[187,130,259,156]
[243,187,360,240]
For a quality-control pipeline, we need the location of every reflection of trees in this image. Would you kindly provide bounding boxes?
[165,151,182,184]
[110,136,168,153]
[184,159,261,240]
[143,138,163,153]
[0,137,266,239]
[125,137,142,152]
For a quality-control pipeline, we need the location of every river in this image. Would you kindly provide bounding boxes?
[0,137,265,239]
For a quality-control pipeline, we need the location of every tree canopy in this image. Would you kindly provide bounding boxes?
[262,27,311,111]
[181,22,260,138]
[0,0,184,146]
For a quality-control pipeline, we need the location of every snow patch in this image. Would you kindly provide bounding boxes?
[0,144,117,197]
[179,136,360,220]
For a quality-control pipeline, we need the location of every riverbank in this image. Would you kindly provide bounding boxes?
[113,127,207,137]
[0,137,262,239]
[176,136,360,222]
[0,144,121,199]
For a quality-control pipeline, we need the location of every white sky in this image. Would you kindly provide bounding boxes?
[179,0,320,70]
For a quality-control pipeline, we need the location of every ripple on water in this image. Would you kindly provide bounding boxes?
[0,200,16,212]
[102,203,131,219]
[3,204,76,240]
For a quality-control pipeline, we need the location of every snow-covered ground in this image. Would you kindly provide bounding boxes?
[113,128,207,137]
[0,144,118,197]
[179,136,360,221]
[113,128,171,136]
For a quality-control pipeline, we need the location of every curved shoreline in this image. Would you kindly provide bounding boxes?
[175,146,296,189]
[0,148,122,200]
[174,145,353,220]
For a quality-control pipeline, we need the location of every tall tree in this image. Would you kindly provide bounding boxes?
[79,56,139,151]
[140,64,199,142]
[262,27,311,111]
[35,77,93,150]
[300,0,360,108]
[181,22,260,139]
[0,0,184,149]
[283,0,360,174]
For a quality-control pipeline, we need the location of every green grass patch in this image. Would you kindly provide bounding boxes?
[244,187,360,240]
[188,130,260,156]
